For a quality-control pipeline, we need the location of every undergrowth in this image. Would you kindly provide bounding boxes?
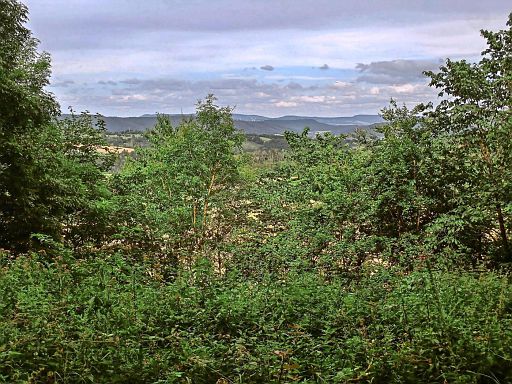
[1,253,511,383]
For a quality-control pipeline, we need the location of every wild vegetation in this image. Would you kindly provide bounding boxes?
[1,1,511,382]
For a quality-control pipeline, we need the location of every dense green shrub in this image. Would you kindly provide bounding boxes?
[1,254,511,383]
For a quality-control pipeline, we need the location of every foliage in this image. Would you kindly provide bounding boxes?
[2,3,512,383]
[0,0,58,132]
[111,95,244,271]
[0,2,114,252]
[1,254,511,383]
[425,14,512,261]
[0,0,59,250]
[56,111,116,249]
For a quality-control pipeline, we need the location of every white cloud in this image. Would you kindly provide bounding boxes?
[369,87,380,95]
[331,81,351,89]
[389,84,420,94]
[291,95,337,103]
[275,101,299,108]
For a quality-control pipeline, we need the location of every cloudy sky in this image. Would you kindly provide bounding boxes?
[25,0,510,117]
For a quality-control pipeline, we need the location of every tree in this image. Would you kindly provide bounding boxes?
[0,1,113,252]
[112,95,244,270]
[0,0,57,132]
[0,0,61,250]
[425,13,512,261]
[56,111,115,249]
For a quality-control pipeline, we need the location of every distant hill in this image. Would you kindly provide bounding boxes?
[234,119,361,135]
[61,113,384,135]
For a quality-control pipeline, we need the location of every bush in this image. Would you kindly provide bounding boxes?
[1,254,511,383]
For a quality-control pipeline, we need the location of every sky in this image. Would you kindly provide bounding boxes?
[24,0,511,117]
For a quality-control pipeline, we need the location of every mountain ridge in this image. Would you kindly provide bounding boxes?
[61,113,384,135]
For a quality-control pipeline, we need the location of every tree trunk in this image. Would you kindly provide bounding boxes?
[496,203,510,261]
